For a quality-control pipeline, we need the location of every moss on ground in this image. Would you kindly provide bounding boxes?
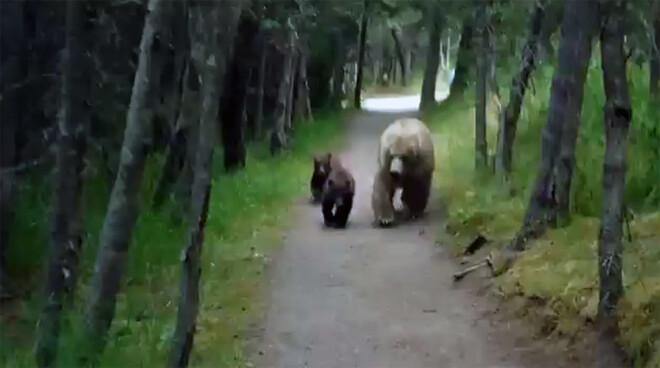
[428,63,659,367]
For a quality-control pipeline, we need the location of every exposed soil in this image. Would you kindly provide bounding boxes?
[251,108,625,368]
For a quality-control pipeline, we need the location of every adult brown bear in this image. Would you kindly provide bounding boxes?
[321,155,355,229]
[371,117,435,227]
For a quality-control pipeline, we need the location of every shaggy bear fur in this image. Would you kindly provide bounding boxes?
[310,153,333,204]
[371,117,435,227]
[321,155,355,229]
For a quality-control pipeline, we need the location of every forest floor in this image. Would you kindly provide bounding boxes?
[249,100,626,367]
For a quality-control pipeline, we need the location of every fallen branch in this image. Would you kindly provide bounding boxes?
[452,255,493,281]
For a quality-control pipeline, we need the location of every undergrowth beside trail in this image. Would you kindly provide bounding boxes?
[429,62,660,367]
[0,112,347,367]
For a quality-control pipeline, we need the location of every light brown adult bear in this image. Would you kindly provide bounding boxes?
[371,117,435,227]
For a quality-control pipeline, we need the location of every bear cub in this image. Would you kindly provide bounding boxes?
[310,153,332,204]
[320,153,355,229]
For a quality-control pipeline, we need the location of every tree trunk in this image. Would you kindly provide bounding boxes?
[354,0,368,109]
[510,0,599,251]
[495,1,546,182]
[172,60,201,221]
[331,32,346,110]
[295,50,313,122]
[153,58,192,210]
[81,0,170,361]
[285,45,298,131]
[597,0,630,336]
[35,1,92,365]
[650,3,660,97]
[391,27,407,86]
[538,0,563,62]
[270,26,295,155]
[450,19,474,97]
[169,1,241,366]
[474,0,488,170]
[420,2,442,111]
[0,0,24,300]
[220,9,258,172]
[254,37,267,139]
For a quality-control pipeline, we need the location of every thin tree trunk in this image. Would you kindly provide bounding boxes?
[510,0,599,251]
[420,1,442,111]
[331,32,346,110]
[0,0,24,300]
[597,0,630,335]
[285,45,298,131]
[495,1,546,183]
[173,60,201,220]
[295,49,313,122]
[474,0,488,170]
[169,1,241,366]
[270,26,295,155]
[354,0,368,109]
[35,1,92,365]
[153,58,191,210]
[450,19,474,97]
[254,39,267,139]
[81,0,169,361]
[391,27,406,86]
[221,9,258,172]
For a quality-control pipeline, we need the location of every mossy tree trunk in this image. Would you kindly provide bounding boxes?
[495,0,546,183]
[596,0,631,347]
[169,1,241,366]
[35,1,93,365]
[510,0,599,251]
[82,0,170,361]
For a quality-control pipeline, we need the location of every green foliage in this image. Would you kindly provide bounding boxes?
[0,113,346,367]
[429,55,659,366]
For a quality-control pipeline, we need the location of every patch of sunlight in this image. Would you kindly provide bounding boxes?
[362,90,450,112]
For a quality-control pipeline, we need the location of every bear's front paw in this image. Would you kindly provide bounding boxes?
[377,216,395,228]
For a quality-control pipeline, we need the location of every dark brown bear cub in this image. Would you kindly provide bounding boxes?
[322,155,355,229]
[310,153,332,204]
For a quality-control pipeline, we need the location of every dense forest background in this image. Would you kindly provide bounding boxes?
[0,0,658,367]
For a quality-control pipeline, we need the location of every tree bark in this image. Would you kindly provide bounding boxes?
[474,0,489,170]
[0,0,24,300]
[153,57,192,210]
[285,44,298,131]
[35,1,92,365]
[391,27,407,86]
[173,60,201,220]
[295,49,313,122]
[510,0,599,251]
[597,0,630,334]
[254,35,267,139]
[81,0,170,361]
[450,19,474,97]
[330,31,346,110]
[169,1,241,366]
[495,1,546,182]
[354,0,368,109]
[220,9,258,172]
[420,1,442,112]
[270,26,296,155]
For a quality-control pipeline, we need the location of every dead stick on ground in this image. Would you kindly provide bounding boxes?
[452,256,493,282]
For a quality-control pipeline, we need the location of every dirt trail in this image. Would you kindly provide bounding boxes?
[253,109,593,368]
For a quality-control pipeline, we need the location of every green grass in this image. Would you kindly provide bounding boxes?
[0,112,347,367]
[428,61,660,367]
